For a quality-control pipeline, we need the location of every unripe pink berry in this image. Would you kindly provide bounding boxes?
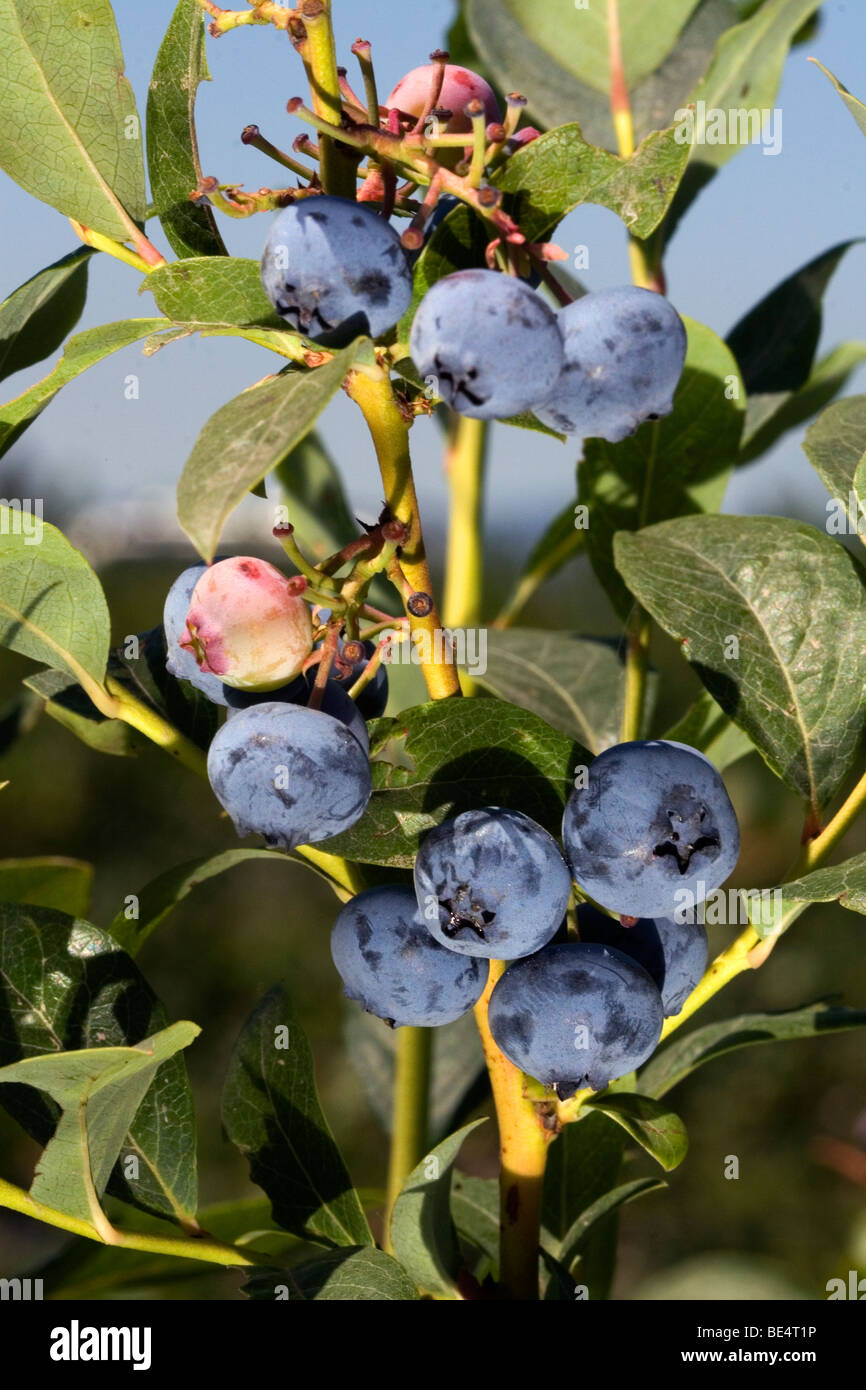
[508,127,541,150]
[180,556,313,691]
[386,64,501,134]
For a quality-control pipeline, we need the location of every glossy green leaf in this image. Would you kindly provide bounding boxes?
[0,510,110,691]
[0,249,92,384]
[244,1248,418,1300]
[475,631,657,753]
[0,903,199,1223]
[389,1119,487,1296]
[664,689,756,772]
[146,0,227,258]
[738,341,866,465]
[803,395,866,547]
[0,318,169,459]
[24,668,138,757]
[583,1093,689,1171]
[810,59,866,139]
[543,1106,626,1300]
[555,1177,665,1287]
[615,515,866,812]
[222,985,373,1248]
[581,319,745,619]
[326,698,585,868]
[145,257,283,328]
[177,346,359,561]
[768,854,866,921]
[0,1021,197,1229]
[0,0,145,238]
[640,1002,866,1097]
[451,1173,499,1277]
[0,857,92,917]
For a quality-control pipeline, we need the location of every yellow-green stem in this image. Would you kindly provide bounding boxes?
[296,1,358,199]
[383,1025,433,1247]
[606,0,659,290]
[443,414,487,695]
[619,609,651,742]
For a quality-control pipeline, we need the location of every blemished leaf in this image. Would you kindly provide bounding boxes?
[0,0,145,238]
[614,515,866,813]
[145,257,283,328]
[325,698,585,868]
[146,0,227,259]
[581,318,745,619]
[389,1119,487,1296]
[492,121,691,242]
[495,503,586,627]
[640,1002,866,1098]
[476,631,658,753]
[244,1248,418,1301]
[727,242,860,446]
[0,857,92,917]
[0,903,199,1224]
[343,1006,485,1143]
[803,395,866,547]
[0,1022,198,1230]
[583,1092,689,1171]
[24,668,139,758]
[542,1107,626,1300]
[0,510,110,691]
[767,854,866,921]
[0,249,92,384]
[451,1174,499,1278]
[738,341,866,465]
[810,59,866,140]
[177,346,359,561]
[221,985,373,1248]
[0,318,169,459]
[554,1177,666,1287]
[664,689,756,773]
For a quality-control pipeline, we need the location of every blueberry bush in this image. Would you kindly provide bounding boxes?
[1,0,865,1302]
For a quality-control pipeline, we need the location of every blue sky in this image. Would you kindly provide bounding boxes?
[1,0,865,557]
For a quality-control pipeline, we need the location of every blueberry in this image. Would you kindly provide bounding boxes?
[562,740,740,920]
[535,286,688,441]
[163,564,230,706]
[261,196,413,344]
[576,903,708,1018]
[414,806,572,959]
[488,941,664,1094]
[331,884,486,1027]
[331,639,388,721]
[409,269,564,420]
[224,676,369,754]
[207,701,371,849]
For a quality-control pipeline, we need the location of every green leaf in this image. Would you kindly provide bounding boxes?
[0,0,146,238]
[664,689,756,772]
[24,668,138,757]
[271,430,359,565]
[326,698,585,868]
[145,257,283,328]
[244,1248,418,1301]
[495,502,585,627]
[492,120,691,242]
[451,1174,499,1277]
[0,248,92,384]
[0,510,110,693]
[0,318,169,459]
[542,1107,626,1300]
[0,903,199,1224]
[343,1006,485,1143]
[810,59,866,139]
[221,984,373,1248]
[641,1002,866,1098]
[476,631,657,753]
[803,394,866,547]
[0,857,92,916]
[146,0,227,259]
[767,854,866,921]
[738,341,866,465]
[555,1177,665,1286]
[0,1021,198,1230]
[583,1092,689,1171]
[177,346,359,560]
[614,515,866,812]
[389,1119,487,1297]
[581,318,745,619]
[109,848,295,956]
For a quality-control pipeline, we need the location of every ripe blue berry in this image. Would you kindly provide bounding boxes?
[224,676,369,754]
[207,701,371,850]
[562,740,740,920]
[576,903,708,1018]
[414,806,572,959]
[331,884,486,1028]
[488,941,664,1095]
[163,564,229,706]
[535,286,687,441]
[261,196,413,344]
[409,269,564,420]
